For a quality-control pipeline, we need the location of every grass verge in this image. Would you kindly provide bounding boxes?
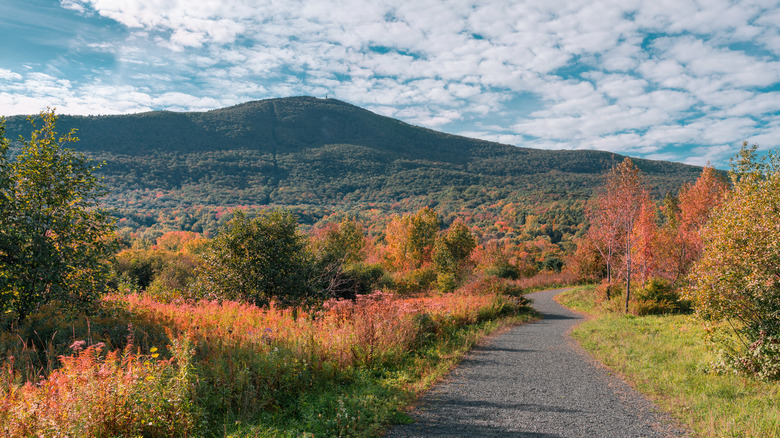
[556,286,780,438]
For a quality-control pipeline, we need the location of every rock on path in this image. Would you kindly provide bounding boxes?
[385,288,688,438]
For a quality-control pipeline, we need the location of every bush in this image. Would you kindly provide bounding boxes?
[316,262,390,300]
[686,144,780,380]
[394,266,438,294]
[485,261,520,280]
[633,278,691,316]
[436,272,458,293]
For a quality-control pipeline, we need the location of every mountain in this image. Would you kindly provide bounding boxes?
[3,96,703,243]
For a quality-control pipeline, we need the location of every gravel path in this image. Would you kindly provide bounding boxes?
[385,288,688,438]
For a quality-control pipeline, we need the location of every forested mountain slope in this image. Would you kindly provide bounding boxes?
[4,96,702,242]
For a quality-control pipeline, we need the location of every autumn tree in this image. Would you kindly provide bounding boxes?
[0,111,116,323]
[566,237,606,283]
[656,166,729,284]
[153,231,203,253]
[588,158,647,312]
[631,195,658,285]
[587,189,621,284]
[384,207,439,271]
[685,144,780,379]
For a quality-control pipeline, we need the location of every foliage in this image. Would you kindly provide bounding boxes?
[0,110,116,323]
[384,207,439,272]
[0,338,200,437]
[685,144,780,380]
[565,237,605,282]
[197,210,311,306]
[558,286,780,438]
[654,166,729,285]
[432,221,477,291]
[587,158,649,312]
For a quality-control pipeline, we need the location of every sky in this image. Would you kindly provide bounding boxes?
[1,0,779,167]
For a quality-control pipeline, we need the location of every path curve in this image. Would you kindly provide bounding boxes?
[385,288,688,437]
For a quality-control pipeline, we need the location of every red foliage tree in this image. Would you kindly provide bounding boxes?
[632,194,657,286]
[588,158,647,312]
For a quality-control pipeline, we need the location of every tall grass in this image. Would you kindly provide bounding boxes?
[1,288,535,437]
[557,287,780,437]
[0,338,199,437]
[509,271,581,293]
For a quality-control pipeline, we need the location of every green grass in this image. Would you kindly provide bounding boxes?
[557,286,780,438]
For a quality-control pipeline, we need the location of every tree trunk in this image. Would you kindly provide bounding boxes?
[625,234,632,313]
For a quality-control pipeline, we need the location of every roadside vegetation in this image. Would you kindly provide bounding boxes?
[558,286,780,437]
[558,145,780,436]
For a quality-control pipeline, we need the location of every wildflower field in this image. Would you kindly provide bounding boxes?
[1,288,536,437]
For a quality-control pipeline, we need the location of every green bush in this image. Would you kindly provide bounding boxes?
[634,278,691,316]
[394,267,437,294]
[436,272,457,293]
[485,262,520,280]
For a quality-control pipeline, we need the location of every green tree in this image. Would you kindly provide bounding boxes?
[433,221,476,292]
[310,218,365,268]
[0,121,13,311]
[197,210,310,305]
[685,144,780,380]
[0,111,116,323]
[310,218,382,299]
[433,222,476,273]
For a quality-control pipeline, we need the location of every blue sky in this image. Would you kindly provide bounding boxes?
[2,0,779,167]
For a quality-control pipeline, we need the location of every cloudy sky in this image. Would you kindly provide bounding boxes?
[2,0,779,167]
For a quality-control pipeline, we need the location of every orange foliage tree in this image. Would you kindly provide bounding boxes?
[383,207,439,272]
[655,166,729,284]
[631,194,658,286]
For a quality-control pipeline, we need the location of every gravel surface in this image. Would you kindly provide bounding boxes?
[385,288,689,438]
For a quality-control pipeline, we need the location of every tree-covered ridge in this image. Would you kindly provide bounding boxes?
[3,96,704,239]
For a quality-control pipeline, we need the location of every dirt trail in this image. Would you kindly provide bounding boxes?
[385,288,688,437]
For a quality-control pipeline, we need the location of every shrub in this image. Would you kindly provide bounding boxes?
[436,272,458,293]
[393,266,437,294]
[485,262,520,280]
[686,144,780,380]
[633,278,691,316]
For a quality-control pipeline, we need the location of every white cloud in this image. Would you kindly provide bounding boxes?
[0,0,775,167]
[0,69,23,81]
